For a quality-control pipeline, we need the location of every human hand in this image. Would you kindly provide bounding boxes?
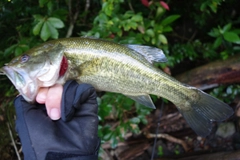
[36,84,63,120]
[14,80,100,160]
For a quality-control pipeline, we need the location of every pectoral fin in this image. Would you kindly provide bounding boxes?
[124,94,156,109]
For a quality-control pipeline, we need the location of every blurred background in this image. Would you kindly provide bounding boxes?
[0,0,240,159]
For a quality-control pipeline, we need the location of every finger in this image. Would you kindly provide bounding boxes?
[36,87,49,104]
[45,84,63,120]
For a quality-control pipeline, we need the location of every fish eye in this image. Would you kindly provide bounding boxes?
[20,55,29,63]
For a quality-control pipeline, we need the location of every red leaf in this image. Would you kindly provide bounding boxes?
[141,0,149,7]
[160,1,170,10]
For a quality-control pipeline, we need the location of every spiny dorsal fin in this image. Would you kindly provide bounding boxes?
[80,36,98,39]
[125,45,167,64]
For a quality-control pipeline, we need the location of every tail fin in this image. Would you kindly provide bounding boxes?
[177,89,234,137]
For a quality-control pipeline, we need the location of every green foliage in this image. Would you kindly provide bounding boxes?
[210,85,240,103]
[83,0,180,48]
[174,145,181,155]
[0,0,239,156]
[208,23,240,59]
[33,15,64,41]
[3,38,30,57]
[158,145,164,156]
[98,93,151,148]
[200,0,223,13]
[192,0,225,26]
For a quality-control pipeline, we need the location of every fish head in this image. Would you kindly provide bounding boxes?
[1,43,65,102]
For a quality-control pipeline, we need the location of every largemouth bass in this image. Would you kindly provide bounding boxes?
[1,37,233,137]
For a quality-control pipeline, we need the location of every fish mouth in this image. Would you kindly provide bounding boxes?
[2,66,37,102]
[2,66,25,88]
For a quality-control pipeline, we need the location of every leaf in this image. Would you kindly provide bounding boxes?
[156,7,164,17]
[33,14,44,21]
[200,3,207,11]
[40,22,51,41]
[110,135,118,148]
[146,29,154,37]
[131,15,143,22]
[208,28,220,37]
[47,1,53,12]
[4,44,17,57]
[47,17,64,28]
[161,15,180,26]
[103,132,112,141]
[209,2,217,13]
[19,45,30,52]
[130,117,140,124]
[103,2,112,16]
[222,23,232,33]
[226,87,232,94]
[162,26,173,32]
[158,34,168,44]
[143,35,150,42]
[14,47,23,56]
[46,21,58,39]
[151,38,156,45]
[39,0,48,7]
[129,22,138,29]
[223,31,240,44]
[213,37,222,49]
[220,51,228,60]
[123,11,134,19]
[33,20,44,35]
[117,30,123,37]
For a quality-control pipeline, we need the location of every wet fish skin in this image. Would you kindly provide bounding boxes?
[1,37,233,137]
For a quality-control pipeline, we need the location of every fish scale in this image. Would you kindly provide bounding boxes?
[1,37,233,137]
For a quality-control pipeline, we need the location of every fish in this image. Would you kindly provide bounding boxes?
[0,37,233,137]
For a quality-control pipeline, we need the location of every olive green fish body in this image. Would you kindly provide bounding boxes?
[58,38,195,107]
[1,37,233,137]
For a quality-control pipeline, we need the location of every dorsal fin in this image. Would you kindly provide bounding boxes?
[80,36,98,39]
[125,45,167,64]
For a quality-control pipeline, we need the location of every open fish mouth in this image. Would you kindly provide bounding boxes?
[2,66,25,89]
[1,65,38,102]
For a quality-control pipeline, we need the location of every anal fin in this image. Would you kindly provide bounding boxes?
[124,94,156,109]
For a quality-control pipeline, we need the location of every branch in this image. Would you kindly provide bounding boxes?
[145,132,189,152]
[7,123,21,160]
[65,0,81,38]
[176,54,240,90]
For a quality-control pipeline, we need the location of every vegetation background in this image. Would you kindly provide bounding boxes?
[0,0,240,159]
